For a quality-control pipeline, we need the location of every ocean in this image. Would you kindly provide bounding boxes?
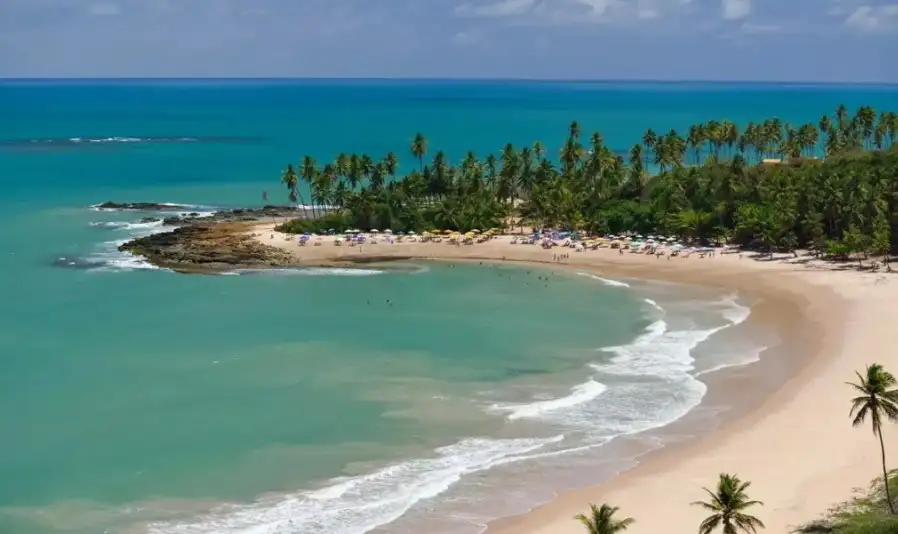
[0,79,893,534]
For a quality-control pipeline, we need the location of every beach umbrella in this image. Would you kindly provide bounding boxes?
[384,229,393,234]
[370,229,379,233]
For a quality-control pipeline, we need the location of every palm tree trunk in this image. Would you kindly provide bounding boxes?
[879,428,896,514]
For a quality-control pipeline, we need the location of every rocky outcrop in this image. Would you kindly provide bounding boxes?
[118,223,296,273]
[107,201,313,273]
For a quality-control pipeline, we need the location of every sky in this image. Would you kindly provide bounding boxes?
[0,0,897,82]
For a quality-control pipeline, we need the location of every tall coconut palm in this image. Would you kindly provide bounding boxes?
[692,473,764,534]
[836,104,848,131]
[300,156,318,215]
[280,164,299,203]
[848,363,898,514]
[385,151,399,181]
[410,132,428,171]
[574,504,634,534]
[642,128,657,168]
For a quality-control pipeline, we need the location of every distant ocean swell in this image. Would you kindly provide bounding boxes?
[0,136,265,151]
[142,294,757,534]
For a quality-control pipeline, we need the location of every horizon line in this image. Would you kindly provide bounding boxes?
[1,76,897,87]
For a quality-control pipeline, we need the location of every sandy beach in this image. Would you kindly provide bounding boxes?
[252,223,898,534]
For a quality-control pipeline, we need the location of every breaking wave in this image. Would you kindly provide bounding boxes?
[577,272,631,288]
[146,435,564,534]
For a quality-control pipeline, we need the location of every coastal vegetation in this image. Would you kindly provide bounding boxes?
[847,364,898,514]
[693,474,765,534]
[278,105,898,263]
[573,364,898,534]
[574,503,635,534]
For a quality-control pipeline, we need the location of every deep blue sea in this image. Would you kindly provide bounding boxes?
[0,80,893,534]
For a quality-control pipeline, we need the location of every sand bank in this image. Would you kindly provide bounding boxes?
[253,224,898,533]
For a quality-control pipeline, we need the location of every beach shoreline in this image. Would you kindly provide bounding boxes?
[245,223,893,534]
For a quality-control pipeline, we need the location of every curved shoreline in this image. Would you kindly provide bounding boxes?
[245,222,887,534]
[115,215,891,532]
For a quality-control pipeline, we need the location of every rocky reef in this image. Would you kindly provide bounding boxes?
[111,203,307,273]
[118,223,296,273]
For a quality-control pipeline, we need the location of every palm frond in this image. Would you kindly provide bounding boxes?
[698,514,722,534]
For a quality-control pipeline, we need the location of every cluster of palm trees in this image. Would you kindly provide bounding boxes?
[641,106,894,171]
[278,104,898,260]
[575,363,898,534]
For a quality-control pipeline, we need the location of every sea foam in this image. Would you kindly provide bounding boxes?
[577,272,631,288]
[146,435,564,534]
[491,379,608,421]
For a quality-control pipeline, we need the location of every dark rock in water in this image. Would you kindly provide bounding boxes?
[119,223,296,272]
[109,202,315,273]
[140,217,161,223]
[95,201,194,212]
[51,255,105,270]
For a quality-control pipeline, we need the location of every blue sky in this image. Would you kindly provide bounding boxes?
[1,0,896,81]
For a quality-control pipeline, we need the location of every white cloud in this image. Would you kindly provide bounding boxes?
[722,0,750,20]
[844,4,898,33]
[575,0,618,15]
[454,0,695,24]
[455,0,536,17]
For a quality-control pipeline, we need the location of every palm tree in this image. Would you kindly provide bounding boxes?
[385,152,399,181]
[848,363,898,514]
[300,156,318,213]
[410,133,428,171]
[836,104,848,131]
[280,164,299,203]
[692,473,764,534]
[574,504,634,534]
[642,128,657,168]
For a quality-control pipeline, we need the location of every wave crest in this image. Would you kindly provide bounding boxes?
[146,435,563,534]
[491,379,608,421]
[577,272,630,288]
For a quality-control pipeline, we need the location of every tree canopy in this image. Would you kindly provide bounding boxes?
[278,106,898,261]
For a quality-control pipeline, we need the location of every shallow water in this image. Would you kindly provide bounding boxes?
[0,78,860,533]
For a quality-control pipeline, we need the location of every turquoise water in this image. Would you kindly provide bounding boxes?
[0,80,887,534]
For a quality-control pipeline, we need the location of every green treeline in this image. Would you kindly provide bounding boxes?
[279,106,898,260]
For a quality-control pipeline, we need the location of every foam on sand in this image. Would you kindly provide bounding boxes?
[146,435,564,534]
